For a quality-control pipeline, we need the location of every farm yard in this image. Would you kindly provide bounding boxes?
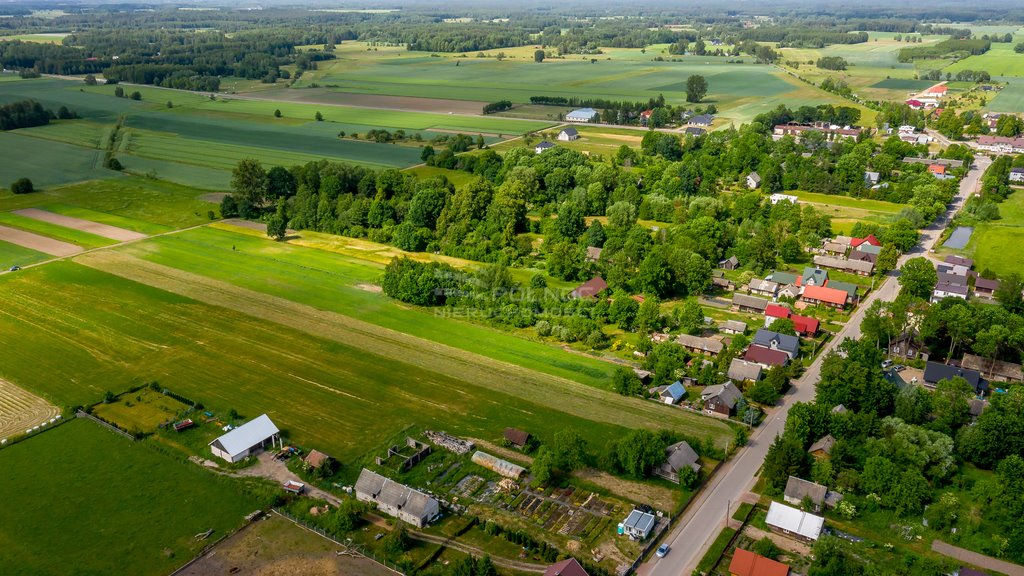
[0,419,269,576]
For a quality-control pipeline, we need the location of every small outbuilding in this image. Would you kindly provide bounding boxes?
[503,428,531,449]
[566,108,598,123]
[784,476,827,513]
[620,509,657,540]
[209,414,281,463]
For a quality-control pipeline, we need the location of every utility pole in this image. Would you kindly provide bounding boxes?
[726,499,731,528]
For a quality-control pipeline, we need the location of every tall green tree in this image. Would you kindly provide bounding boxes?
[231,158,268,209]
[686,74,708,103]
[898,257,937,300]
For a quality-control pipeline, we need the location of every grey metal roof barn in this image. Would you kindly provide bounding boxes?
[209,414,280,463]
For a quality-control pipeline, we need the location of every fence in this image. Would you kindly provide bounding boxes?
[76,410,136,441]
[272,509,405,575]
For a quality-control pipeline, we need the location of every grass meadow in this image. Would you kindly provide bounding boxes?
[0,131,109,190]
[0,419,266,576]
[0,258,733,465]
[0,240,48,269]
[0,179,218,229]
[989,78,1024,113]
[956,187,1024,277]
[0,211,115,249]
[944,40,1024,78]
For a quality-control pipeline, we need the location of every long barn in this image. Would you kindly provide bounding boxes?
[209,414,281,463]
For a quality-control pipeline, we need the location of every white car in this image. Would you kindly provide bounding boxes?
[656,544,670,558]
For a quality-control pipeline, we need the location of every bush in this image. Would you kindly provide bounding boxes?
[105,157,123,171]
[10,177,34,194]
[751,537,782,559]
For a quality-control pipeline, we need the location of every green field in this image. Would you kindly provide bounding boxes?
[0,256,733,464]
[0,179,220,229]
[288,42,868,125]
[0,419,263,576]
[0,240,48,269]
[0,77,550,190]
[944,41,1024,78]
[989,78,1024,112]
[958,188,1024,277]
[0,132,110,190]
[0,212,115,249]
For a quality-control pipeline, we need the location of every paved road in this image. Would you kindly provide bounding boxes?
[644,157,989,576]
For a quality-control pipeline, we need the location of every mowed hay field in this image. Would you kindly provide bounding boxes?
[0,255,733,463]
[790,190,901,234]
[0,419,263,576]
[293,42,863,125]
[0,378,59,441]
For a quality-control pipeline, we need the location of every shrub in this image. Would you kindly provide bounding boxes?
[10,177,34,194]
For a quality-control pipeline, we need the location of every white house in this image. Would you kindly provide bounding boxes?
[557,127,579,141]
[769,193,798,205]
[1010,168,1024,183]
[209,414,281,463]
[565,108,598,123]
[535,141,555,154]
[746,172,761,189]
[766,501,824,543]
[355,468,440,528]
[931,281,969,303]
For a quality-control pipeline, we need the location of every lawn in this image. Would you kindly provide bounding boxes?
[92,387,193,433]
[0,260,733,465]
[0,239,48,269]
[0,419,266,576]
[788,190,901,231]
[0,178,219,229]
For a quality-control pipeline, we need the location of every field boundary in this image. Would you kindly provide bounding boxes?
[76,409,137,442]
[273,509,406,575]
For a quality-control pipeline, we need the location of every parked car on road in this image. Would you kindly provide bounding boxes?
[656,544,670,558]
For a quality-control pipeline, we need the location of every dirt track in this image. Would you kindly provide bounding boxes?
[0,378,60,441]
[13,209,147,242]
[0,224,82,257]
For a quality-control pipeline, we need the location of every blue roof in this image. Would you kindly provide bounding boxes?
[752,329,801,357]
[664,381,686,401]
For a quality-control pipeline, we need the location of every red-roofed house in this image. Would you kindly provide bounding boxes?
[922,83,948,96]
[544,558,589,576]
[765,304,790,323]
[905,99,923,109]
[928,164,947,176]
[800,285,848,309]
[850,234,880,248]
[745,345,790,367]
[729,548,790,576]
[640,109,653,126]
[790,314,819,337]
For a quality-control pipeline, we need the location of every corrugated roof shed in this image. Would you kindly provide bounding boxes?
[209,414,279,458]
[766,501,824,541]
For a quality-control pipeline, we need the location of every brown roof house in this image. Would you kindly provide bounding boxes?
[676,334,724,356]
[702,381,743,416]
[733,293,769,313]
[570,276,607,299]
[961,353,1023,383]
[544,558,589,576]
[784,476,827,513]
[503,428,531,449]
[655,440,701,484]
[303,449,333,471]
[808,435,836,459]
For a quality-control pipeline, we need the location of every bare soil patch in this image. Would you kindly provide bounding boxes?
[13,208,147,242]
[355,283,382,293]
[252,88,488,115]
[0,377,60,441]
[179,512,397,576]
[0,224,82,257]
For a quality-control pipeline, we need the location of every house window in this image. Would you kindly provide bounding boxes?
[893,346,901,354]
